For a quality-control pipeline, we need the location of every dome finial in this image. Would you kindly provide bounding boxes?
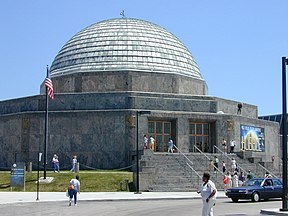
[120,10,126,18]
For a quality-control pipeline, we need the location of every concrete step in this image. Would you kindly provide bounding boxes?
[139,152,277,192]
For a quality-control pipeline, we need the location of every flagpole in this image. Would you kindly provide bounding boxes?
[43,65,49,179]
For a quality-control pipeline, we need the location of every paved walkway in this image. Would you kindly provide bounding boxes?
[0,191,287,215]
[0,191,219,204]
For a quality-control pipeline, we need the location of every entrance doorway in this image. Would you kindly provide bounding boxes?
[189,122,210,152]
[148,121,171,152]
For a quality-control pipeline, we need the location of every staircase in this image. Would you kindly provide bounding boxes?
[139,149,278,192]
[139,150,201,191]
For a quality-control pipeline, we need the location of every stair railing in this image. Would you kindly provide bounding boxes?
[194,146,224,177]
[256,162,278,178]
[213,145,247,175]
[173,145,202,185]
[214,145,278,178]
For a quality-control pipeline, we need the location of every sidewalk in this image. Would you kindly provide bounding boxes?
[0,191,286,215]
[0,191,224,205]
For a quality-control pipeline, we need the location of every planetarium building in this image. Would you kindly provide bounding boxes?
[0,18,280,180]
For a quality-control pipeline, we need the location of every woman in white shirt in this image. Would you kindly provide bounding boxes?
[198,172,217,216]
[231,158,236,171]
[68,175,81,206]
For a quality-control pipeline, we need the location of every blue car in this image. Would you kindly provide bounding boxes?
[225,178,283,202]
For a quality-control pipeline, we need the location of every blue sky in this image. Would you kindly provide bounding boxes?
[0,0,287,115]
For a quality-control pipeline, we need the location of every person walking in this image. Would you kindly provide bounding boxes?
[239,171,246,186]
[149,136,155,151]
[231,158,236,172]
[223,174,229,192]
[143,135,148,149]
[227,171,232,189]
[52,154,60,173]
[68,175,81,206]
[232,172,239,188]
[197,172,217,216]
[208,159,214,173]
[167,138,174,153]
[246,170,254,180]
[222,139,227,153]
[230,140,236,153]
[70,155,77,172]
[213,156,219,173]
[222,160,226,173]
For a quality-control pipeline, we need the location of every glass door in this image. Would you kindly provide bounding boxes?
[189,122,210,153]
[148,121,171,152]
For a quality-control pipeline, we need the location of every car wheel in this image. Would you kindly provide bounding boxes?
[252,192,260,202]
[232,198,239,202]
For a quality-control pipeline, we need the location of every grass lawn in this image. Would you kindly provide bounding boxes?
[0,171,134,192]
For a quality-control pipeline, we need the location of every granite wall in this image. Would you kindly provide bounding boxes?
[0,110,135,170]
[41,71,207,95]
[0,92,279,171]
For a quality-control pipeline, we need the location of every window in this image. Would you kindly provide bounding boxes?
[273,179,282,186]
[189,122,210,152]
[148,121,171,152]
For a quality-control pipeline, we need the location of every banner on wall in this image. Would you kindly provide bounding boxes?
[240,125,265,152]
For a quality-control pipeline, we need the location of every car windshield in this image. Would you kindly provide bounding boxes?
[245,179,262,186]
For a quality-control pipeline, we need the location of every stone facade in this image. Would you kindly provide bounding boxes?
[0,91,280,170]
[41,71,207,96]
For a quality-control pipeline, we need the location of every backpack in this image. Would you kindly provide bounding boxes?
[69,180,74,190]
[69,184,74,190]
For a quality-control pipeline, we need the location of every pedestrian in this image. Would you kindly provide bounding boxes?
[197,172,217,216]
[239,171,245,186]
[149,136,155,151]
[143,135,148,149]
[52,154,60,173]
[222,138,227,153]
[68,175,81,206]
[167,138,174,153]
[232,172,239,188]
[70,155,77,172]
[222,160,226,173]
[227,171,232,189]
[223,174,228,192]
[208,159,214,173]
[231,158,236,172]
[213,156,219,173]
[230,139,236,153]
[246,170,254,180]
[235,163,240,173]
[264,171,272,178]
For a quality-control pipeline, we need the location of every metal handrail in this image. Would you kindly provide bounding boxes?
[187,163,202,179]
[173,145,193,166]
[194,146,224,176]
[257,162,278,178]
[214,145,278,178]
[213,145,247,174]
[173,145,202,179]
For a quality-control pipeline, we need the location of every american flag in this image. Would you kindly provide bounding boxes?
[45,70,54,100]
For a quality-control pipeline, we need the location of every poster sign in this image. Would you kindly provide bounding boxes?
[10,162,25,187]
[240,125,265,152]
